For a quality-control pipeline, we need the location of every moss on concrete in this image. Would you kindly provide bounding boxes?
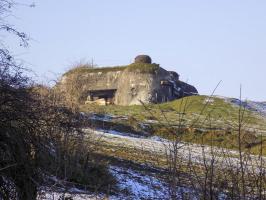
[63,65,127,76]
[63,63,160,77]
[127,63,160,74]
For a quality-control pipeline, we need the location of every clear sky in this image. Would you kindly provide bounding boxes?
[6,0,266,101]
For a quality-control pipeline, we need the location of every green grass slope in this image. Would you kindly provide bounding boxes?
[81,95,266,155]
[83,95,265,128]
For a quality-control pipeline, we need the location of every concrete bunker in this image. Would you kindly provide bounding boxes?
[61,55,198,106]
[86,89,117,105]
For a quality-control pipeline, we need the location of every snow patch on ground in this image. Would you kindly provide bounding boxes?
[96,128,145,139]
[38,164,198,200]
[37,189,99,200]
[87,113,114,122]
[85,128,266,170]
[109,165,167,199]
[109,165,201,200]
[216,96,266,117]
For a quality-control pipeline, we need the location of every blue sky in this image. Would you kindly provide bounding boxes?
[6,0,266,101]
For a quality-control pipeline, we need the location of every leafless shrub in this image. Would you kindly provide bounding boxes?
[0,1,114,199]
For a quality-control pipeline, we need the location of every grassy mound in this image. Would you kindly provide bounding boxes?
[81,95,266,155]
[83,95,265,128]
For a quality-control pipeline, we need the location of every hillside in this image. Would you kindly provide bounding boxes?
[81,95,266,155]
[38,95,266,199]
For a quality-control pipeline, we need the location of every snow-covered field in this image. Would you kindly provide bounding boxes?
[38,128,265,199]
[38,191,98,200]
[38,164,198,200]
[215,95,266,117]
[85,128,266,170]
[38,168,200,200]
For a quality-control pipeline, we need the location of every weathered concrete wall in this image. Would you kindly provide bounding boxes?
[64,70,122,90]
[114,69,154,105]
[114,67,196,105]
[60,70,122,95]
